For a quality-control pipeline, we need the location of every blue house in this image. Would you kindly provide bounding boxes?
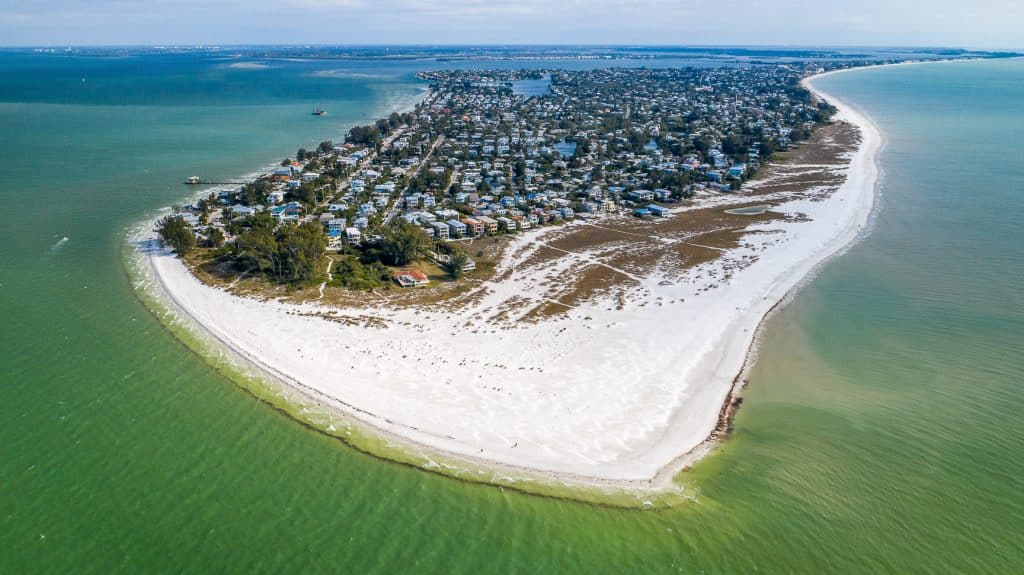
[446,219,468,238]
[648,205,669,217]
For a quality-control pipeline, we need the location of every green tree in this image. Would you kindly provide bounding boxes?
[157,215,196,255]
[206,227,225,249]
[275,222,327,283]
[240,180,272,206]
[236,227,278,275]
[380,222,429,267]
[442,251,470,280]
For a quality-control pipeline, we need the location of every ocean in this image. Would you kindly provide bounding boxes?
[1,52,1022,573]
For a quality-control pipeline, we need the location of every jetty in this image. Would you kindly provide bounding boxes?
[184,177,247,185]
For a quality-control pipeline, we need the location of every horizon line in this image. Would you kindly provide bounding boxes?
[2,43,1020,52]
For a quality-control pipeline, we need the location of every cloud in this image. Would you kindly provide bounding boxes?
[0,0,1019,48]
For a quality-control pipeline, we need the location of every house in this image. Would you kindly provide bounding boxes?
[345,227,362,244]
[497,216,516,232]
[270,202,302,222]
[446,219,467,238]
[433,252,476,272]
[511,214,530,230]
[430,221,450,240]
[178,212,201,227]
[394,269,429,288]
[629,189,655,202]
[462,217,485,237]
[648,205,669,217]
[272,166,294,181]
[728,164,747,179]
[327,218,346,233]
[477,215,499,234]
[327,228,343,249]
[633,207,652,217]
[229,204,257,217]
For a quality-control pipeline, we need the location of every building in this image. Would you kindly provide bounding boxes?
[477,215,499,234]
[430,221,450,240]
[395,269,429,288]
[629,189,655,202]
[462,217,485,237]
[446,219,467,238]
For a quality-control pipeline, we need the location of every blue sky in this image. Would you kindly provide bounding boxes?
[1,0,1021,49]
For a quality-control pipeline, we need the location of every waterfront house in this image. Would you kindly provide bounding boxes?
[430,221,450,240]
[477,216,499,234]
[446,219,467,238]
[394,269,429,288]
[462,217,485,237]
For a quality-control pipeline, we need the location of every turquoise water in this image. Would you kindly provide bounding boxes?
[2,54,1023,573]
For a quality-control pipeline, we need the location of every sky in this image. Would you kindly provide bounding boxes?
[0,0,1021,49]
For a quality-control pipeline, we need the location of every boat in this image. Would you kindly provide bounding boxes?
[184,176,202,185]
[312,103,327,116]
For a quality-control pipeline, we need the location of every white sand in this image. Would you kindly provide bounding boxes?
[142,71,880,487]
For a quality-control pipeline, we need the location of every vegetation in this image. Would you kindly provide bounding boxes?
[442,251,470,280]
[235,221,326,284]
[239,180,272,206]
[330,257,392,290]
[157,215,196,254]
[205,227,225,249]
[378,222,431,267]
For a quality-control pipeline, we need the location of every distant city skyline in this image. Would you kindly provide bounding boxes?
[1,0,1021,49]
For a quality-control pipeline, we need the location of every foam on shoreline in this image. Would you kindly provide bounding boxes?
[137,68,881,490]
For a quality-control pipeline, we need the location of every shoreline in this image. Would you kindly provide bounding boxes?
[133,67,882,498]
[646,67,885,482]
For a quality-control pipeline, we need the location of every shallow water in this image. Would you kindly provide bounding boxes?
[2,54,1022,573]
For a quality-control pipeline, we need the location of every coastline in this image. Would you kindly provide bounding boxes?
[651,69,884,482]
[133,67,882,499]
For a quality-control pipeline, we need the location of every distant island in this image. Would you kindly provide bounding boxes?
[138,55,964,500]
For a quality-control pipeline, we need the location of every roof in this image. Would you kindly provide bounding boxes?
[394,269,429,287]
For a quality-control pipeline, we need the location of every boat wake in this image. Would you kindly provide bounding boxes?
[51,236,69,253]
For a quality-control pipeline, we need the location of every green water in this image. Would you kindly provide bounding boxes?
[3,54,1023,573]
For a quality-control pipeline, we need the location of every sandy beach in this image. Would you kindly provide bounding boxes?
[139,70,880,488]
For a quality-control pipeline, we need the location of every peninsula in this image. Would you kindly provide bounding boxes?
[140,61,881,491]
